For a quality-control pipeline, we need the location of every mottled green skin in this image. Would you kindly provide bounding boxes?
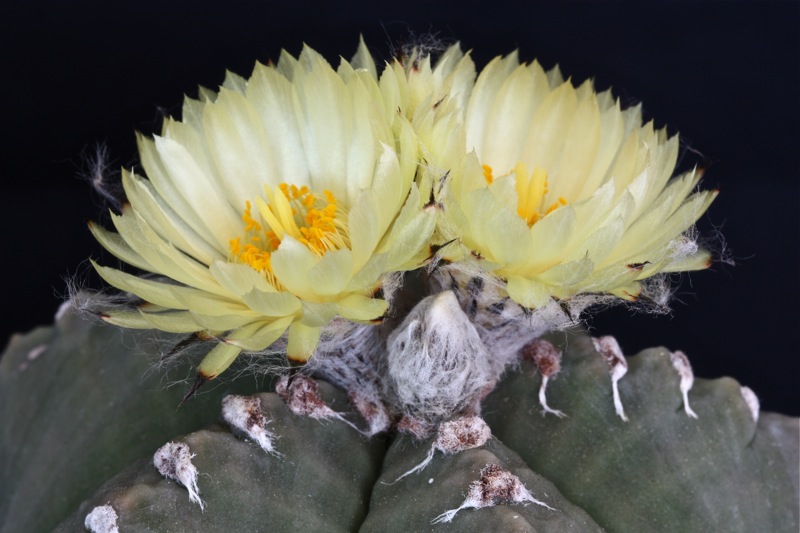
[0,311,262,533]
[362,435,603,532]
[55,386,387,533]
[2,313,798,532]
[484,331,800,532]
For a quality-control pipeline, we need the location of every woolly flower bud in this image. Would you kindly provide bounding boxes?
[436,50,717,309]
[89,42,436,381]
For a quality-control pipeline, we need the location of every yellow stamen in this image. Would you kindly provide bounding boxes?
[483,163,568,227]
[230,183,350,283]
[482,164,494,184]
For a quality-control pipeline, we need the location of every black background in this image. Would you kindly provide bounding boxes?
[3,1,798,415]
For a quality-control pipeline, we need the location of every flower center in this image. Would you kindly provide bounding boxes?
[483,163,567,227]
[229,183,350,280]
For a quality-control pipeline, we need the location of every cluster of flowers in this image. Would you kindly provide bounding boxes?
[89,39,716,387]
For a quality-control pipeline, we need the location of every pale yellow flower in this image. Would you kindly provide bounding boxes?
[438,51,717,308]
[90,44,435,382]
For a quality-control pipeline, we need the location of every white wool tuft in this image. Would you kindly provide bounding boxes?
[392,416,492,482]
[221,395,280,455]
[669,350,698,418]
[384,291,498,422]
[84,505,119,533]
[432,463,555,524]
[153,442,204,511]
[429,266,588,369]
[592,336,629,421]
[521,339,566,417]
[275,375,361,432]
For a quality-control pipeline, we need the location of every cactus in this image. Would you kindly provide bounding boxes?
[2,40,797,532]
[2,308,797,532]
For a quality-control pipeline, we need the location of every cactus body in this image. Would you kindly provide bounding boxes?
[1,311,798,532]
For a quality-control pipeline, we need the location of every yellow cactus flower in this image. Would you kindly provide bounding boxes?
[437,51,717,308]
[371,43,477,201]
[89,44,436,383]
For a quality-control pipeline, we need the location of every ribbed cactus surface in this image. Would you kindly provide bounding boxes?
[1,310,798,532]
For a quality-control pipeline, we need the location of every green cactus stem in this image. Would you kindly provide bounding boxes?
[1,310,798,532]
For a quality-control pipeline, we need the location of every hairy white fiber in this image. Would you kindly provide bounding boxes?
[84,505,119,533]
[669,350,698,418]
[592,336,629,421]
[432,463,554,524]
[221,395,280,455]
[521,339,566,417]
[392,416,491,483]
[153,442,204,511]
[429,266,592,369]
[384,291,497,422]
[275,375,361,431]
[307,319,391,435]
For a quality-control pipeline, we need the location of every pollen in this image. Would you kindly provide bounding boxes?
[230,184,350,280]
[482,164,494,184]
[483,163,568,227]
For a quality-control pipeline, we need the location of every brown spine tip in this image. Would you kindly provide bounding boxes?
[423,187,443,210]
[626,261,651,271]
[180,374,208,406]
[428,239,457,260]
